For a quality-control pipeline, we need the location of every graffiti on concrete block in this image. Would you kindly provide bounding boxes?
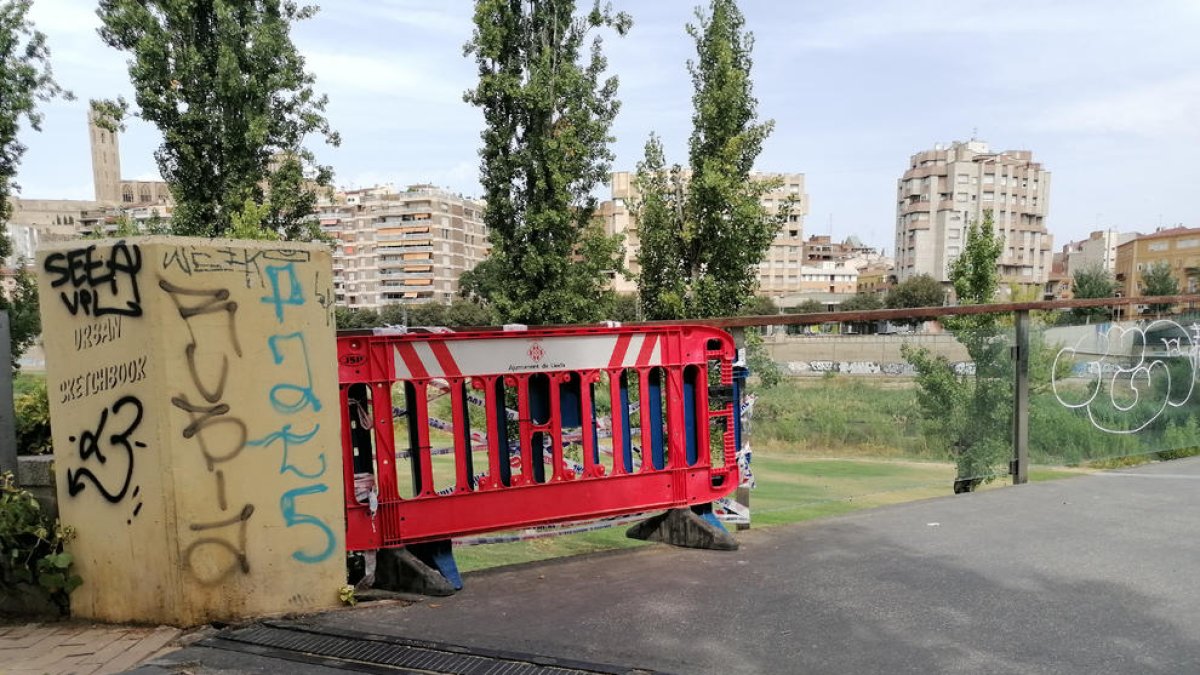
[161,276,258,582]
[43,241,143,318]
[161,245,312,288]
[183,504,255,585]
[65,395,146,522]
[1052,320,1199,434]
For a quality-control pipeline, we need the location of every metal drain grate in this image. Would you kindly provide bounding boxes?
[204,621,658,675]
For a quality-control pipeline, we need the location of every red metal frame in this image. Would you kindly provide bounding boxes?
[338,324,741,549]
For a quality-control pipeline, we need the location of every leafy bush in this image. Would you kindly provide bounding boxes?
[0,472,81,614]
[14,378,51,455]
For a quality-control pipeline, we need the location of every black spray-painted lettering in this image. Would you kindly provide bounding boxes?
[44,241,143,317]
[66,395,145,504]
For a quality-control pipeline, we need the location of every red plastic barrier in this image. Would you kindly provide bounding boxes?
[338,324,741,549]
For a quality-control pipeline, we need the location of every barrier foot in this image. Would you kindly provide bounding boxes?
[372,542,462,596]
[626,504,738,551]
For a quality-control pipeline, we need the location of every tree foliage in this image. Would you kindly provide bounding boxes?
[885,273,943,310]
[0,0,71,259]
[633,0,788,320]
[460,0,630,325]
[904,210,1010,492]
[787,299,824,314]
[2,267,39,370]
[95,0,339,239]
[1071,264,1116,322]
[838,292,883,312]
[1140,260,1178,314]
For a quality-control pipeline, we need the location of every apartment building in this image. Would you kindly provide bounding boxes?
[1062,228,1137,277]
[895,140,1052,290]
[1114,226,1200,299]
[602,171,809,296]
[318,184,488,310]
[857,261,895,295]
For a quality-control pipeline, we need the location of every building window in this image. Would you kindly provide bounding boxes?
[956,174,968,184]
[983,192,994,201]
[122,186,134,203]
[955,192,967,202]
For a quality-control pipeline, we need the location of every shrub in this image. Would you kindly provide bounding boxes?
[14,379,51,455]
[0,472,81,614]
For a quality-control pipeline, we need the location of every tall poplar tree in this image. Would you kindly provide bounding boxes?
[95,0,339,239]
[0,0,70,259]
[633,0,789,320]
[461,0,630,324]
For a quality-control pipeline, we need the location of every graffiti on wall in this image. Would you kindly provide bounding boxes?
[1052,320,1200,434]
[248,262,336,564]
[50,241,150,525]
[159,276,256,584]
[44,241,143,317]
[161,245,312,288]
[65,395,146,523]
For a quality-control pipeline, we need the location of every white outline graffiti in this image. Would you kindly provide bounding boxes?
[1052,320,1199,434]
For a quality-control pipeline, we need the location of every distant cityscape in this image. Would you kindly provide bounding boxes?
[4,112,1195,310]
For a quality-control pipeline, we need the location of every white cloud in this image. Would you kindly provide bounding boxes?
[790,0,1126,50]
[323,0,469,36]
[1033,74,1200,139]
[305,50,467,102]
[340,161,480,196]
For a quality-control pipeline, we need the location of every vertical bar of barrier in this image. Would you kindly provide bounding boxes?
[580,373,599,476]
[1012,310,1030,485]
[683,366,698,466]
[410,382,436,497]
[617,371,633,474]
[646,369,665,470]
[451,380,473,492]
[548,374,565,481]
[488,377,511,487]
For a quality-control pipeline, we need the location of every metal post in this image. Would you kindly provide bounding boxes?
[1011,310,1029,485]
[0,311,17,479]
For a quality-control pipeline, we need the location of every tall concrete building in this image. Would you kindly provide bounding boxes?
[895,139,1052,290]
[318,184,488,309]
[602,171,809,297]
[1063,229,1137,277]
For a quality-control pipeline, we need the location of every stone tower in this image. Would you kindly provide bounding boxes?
[88,109,122,205]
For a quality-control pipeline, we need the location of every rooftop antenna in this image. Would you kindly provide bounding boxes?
[971,126,978,140]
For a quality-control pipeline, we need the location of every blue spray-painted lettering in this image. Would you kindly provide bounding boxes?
[260,263,305,322]
[248,423,325,478]
[266,332,322,413]
[280,484,336,564]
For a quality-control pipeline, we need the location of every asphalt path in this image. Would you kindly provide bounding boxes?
[146,457,1200,674]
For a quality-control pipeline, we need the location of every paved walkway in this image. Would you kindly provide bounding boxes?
[148,456,1200,674]
[0,622,180,674]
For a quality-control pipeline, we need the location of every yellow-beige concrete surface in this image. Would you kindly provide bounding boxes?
[36,237,345,626]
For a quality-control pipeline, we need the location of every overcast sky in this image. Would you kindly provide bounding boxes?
[15,0,1200,252]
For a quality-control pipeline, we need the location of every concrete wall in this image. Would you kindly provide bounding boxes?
[763,333,969,365]
[37,237,344,626]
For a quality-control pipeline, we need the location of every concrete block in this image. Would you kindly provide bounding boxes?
[37,237,345,626]
[626,507,739,551]
[16,454,54,487]
[372,548,457,597]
